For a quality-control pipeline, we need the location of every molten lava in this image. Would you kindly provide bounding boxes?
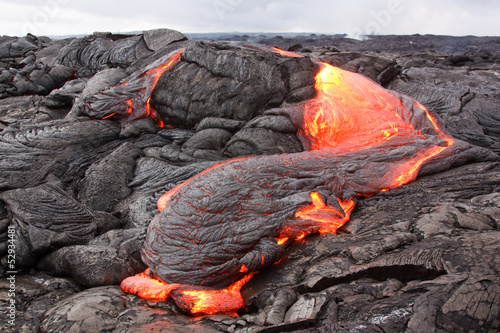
[270,47,303,58]
[293,62,454,191]
[170,273,256,316]
[121,47,456,316]
[120,268,180,301]
[83,50,183,127]
[121,269,255,316]
[295,192,356,234]
[302,63,428,151]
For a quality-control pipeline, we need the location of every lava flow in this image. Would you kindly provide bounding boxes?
[121,48,456,316]
[291,61,454,191]
[120,268,256,316]
[296,61,453,152]
[83,50,184,127]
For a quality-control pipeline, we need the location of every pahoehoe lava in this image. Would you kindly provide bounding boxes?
[117,45,496,315]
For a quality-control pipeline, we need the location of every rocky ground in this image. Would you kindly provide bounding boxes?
[0,29,499,332]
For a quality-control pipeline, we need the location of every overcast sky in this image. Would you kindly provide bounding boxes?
[1,0,498,38]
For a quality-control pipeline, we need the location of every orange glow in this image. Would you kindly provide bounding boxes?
[126,99,133,116]
[299,62,454,191]
[120,268,180,301]
[276,236,289,245]
[109,50,183,127]
[101,112,116,119]
[270,47,303,58]
[143,51,183,127]
[122,270,256,316]
[157,157,249,212]
[296,192,339,220]
[273,61,454,241]
[299,62,416,152]
[293,192,356,234]
[296,232,306,241]
[174,273,256,316]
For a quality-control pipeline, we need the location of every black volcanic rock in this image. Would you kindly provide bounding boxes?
[142,28,187,52]
[0,95,48,128]
[27,64,76,94]
[55,34,144,73]
[0,41,76,97]
[43,78,87,109]
[244,114,298,133]
[0,119,121,190]
[80,67,128,97]
[37,225,147,288]
[76,142,143,212]
[195,117,245,133]
[0,184,98,268]
[224,127,303,156]
[55,29,187,74]
[151,42,318,127]
[389,64,500,154]
[0,34,48,60]
[182,128,233,151]
[39,286,136,333]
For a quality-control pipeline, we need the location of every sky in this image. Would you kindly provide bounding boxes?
[0,0,498,38]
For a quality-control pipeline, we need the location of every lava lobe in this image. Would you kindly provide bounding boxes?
[120,47,470,316]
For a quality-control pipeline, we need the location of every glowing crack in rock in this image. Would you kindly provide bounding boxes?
[83,50,184,127]
[119,47,459,316]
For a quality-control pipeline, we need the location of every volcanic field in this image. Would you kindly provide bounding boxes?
[1,29,500,332]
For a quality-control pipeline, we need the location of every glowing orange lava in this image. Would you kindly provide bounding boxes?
[275,192,356,243]
[270,47,303,58]
[299,62,454,191]
[295,192,356,234]
[107,50,183,127]
[121,269,256,316]
[120,268,180,301]
[143,51,183,127]
[173,273,256,316]
[300,62,414,151]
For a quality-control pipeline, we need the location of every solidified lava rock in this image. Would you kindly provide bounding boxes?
[150,42,318,127]
[76,142,144,212]
[0,184,106,267]
[0,118,122,190]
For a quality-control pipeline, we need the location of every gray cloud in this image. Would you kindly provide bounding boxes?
[0,0,498,37]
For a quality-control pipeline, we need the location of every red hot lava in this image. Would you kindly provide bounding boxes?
[84,50,184,127]
[121,48,455,316]
[294,61,454,190]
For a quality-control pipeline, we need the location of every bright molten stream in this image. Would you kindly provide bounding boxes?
[299,62,454,189]
[302,62,453,152]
